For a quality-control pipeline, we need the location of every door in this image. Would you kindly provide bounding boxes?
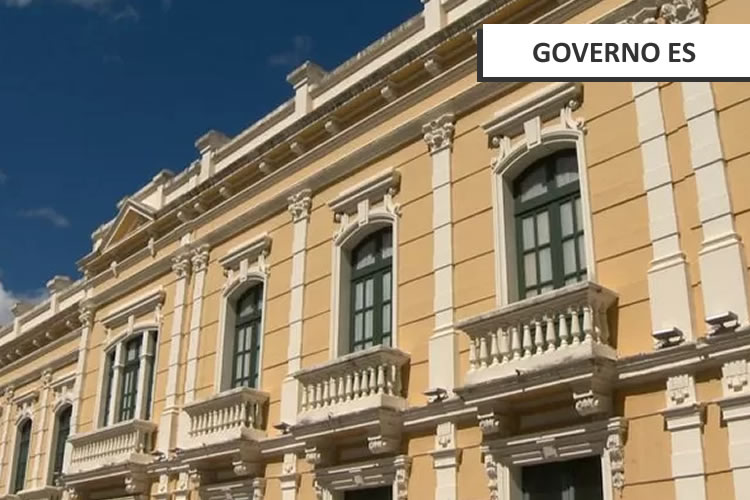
[522,456,603,500]
[344,486,393,500]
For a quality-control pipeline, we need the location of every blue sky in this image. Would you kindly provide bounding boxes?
[0,0,421,323]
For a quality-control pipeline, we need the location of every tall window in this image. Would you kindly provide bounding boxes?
[101,329,157,425]
[13,419,32,493]
[50,406,72,485]
[350,228,393,352]
[232,285,263,388]
[522,456,603,500]
[514,149,586,299]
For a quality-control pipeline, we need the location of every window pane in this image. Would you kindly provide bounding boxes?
[525,288,537,298]
[382,272,391,301]
[536,211,550,245]
[245,328,254,353]
[538,247,552,283]
[354,313,363,342]
[524,253,537,286]
[522,217,535,250]
[555,153,579,187]
[519,165,548,202]
[563,239,577,275]
[381,230,393,259]
[364,310,373,340]
[575,196,583,230]
[236,328,246,351]
[354,239,376,270]
[577,234,586,272]
[354,281,364,310]
[365,278,374,307]
[382,304,391,334]
[560,201,574,237]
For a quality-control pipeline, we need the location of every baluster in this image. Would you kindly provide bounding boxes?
[499,328,510,363]
[387,364,396,395]
[534,319,544,354]
[558,313,570,347]
[240,401,248,429]
[369,367,377,396]
[329,376,337,404]
[377,365,386,394]
[522,323,532,358]
[570,307,582,345]
[545,315,556,352]
[582,305,593,343]
[314,382,322,409]
[345,373,353,401]
[511,326,522,360]
[353,370,361,399]
[599,308,610,345]
[489,330,500,365]
[393,364,402,396]
[322,380,330,407]
[479,336,488,368]
[337,375,346,404]
[469,338,478,371]
[308,384,316,410]
[300,384,308,411]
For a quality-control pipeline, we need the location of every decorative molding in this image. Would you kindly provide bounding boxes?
[626,0,704,24]
[666,374,696,408]
[367,434,400,455]
[606,430,626,494]
[100,287,165,331]
[328,168,401,222]
[422,113,455,153]
[723,359,749,396]
[573,389,612,417]
[313,455,411,500]
[287,189,312,223]
[219,233,272,275]
[171,251,191,279]
[483,452,499,500]
[190,244,210,273]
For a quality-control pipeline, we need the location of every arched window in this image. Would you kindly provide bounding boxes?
[349,228,393,352]
[13,419,32,493]
[232,284,264,388]
[513,149,586,299]
[100,329,158,426]
[50,406,72,485]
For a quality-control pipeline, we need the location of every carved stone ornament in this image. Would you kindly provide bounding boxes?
[288,189,313,223]
[723,360,749,395]
[367,434,400,455]
[422,113,456,153]
[188,468,202,489]
[282,453,297,475]
[66,488,81,500]
[41,369,53,389]
[483,453,499,500]
[191,244,210,273]
[313,480,325,500]
[252,478,266,500]
[305,446,325,466]
[573,389,612,417]
[156,474,169,494]
[606,432,626,494]
[124,474,148,494]
[627,0,704,24]
[394,456,411,500]
[171,252,192,279]
[78,306,94,329]
[667,374,695,407]
[175,471,190,493]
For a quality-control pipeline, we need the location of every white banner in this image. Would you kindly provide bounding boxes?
[479,24,750,81]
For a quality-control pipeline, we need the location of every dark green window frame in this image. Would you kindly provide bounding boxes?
[231,284,263,389]
[51,406,72,485]
[522,455,603,500]
[513,149,586,299]
[349,228,393,353]
[118,335,142,422]
[14,419,32,493]
[102,349,115,426]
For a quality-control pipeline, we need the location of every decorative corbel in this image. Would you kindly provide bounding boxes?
[171,252,192,280]
[422,113,456,154]
[288,188,313,223]
[394,455,411,500]
[560,99,586,132]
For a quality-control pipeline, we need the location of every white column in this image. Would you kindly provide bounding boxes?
[718,359,750,500]
[281,189,312,427]
[157,251,191,451]
[681,82,750,325]
[423,114,460,500]
[424,113,458,393]
[0,387,13,490]
[134,332,156,420]
[663,374,706,500]
[633,82,695,340]
[107,343,124,425]
[30,370,52,488]
[65,304,93,475]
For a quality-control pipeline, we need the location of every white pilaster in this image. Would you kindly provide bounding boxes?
[280,453,299,500]
[0,387,12,489]
[633,82,695,341]
[281,189,312,426]
[183,245,210,405]
[157,251,191,453]
[718,359,750,500]
[663,374,706,500]
[66,304,93,474]
[29,370,52,488]
[681,82,749,325]
[424,114,458,393]
[432,421,461,500]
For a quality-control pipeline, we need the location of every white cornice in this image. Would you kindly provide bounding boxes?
[100,287,165,330]
[219,233,272,271]
[328,168,401,217]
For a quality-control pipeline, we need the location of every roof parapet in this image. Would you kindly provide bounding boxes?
[421,0,446,33]
[287,61,326,118]
[195,130,230,182]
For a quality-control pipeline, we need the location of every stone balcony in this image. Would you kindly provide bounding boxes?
[68,419,156,475]
[177,387,269,480]
[63,419,156,498]
[455,282,618,422]
[291,345,410,461]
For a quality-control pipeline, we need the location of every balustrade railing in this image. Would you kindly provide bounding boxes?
[183,387,268,447]
[457,282,617,382]
[294,345,409,418]
[68,419,156,474]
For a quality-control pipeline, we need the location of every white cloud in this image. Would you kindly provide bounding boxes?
[0,280,48,328]
[268,35,313,68]
[0,169,7,184]
[18,207,71,228]
[2,0,140,22]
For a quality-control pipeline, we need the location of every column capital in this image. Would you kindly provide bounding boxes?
[423,113,456,154]
[191,244,210,273]
[288,188,312,223]
[171,251,192,279]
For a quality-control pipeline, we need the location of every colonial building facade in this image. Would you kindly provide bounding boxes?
[0,0,748,499]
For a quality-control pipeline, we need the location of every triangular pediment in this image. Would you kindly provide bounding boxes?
[101,199,156,250]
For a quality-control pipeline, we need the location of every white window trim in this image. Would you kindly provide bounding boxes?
[314,454,411,500]
[8,391,37,495]
[46,373,75,485]
[482,417,626,500]
[96,327,159,427]
[328,168,401,358]
[214,233,271,393]
[483,82,596,307]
